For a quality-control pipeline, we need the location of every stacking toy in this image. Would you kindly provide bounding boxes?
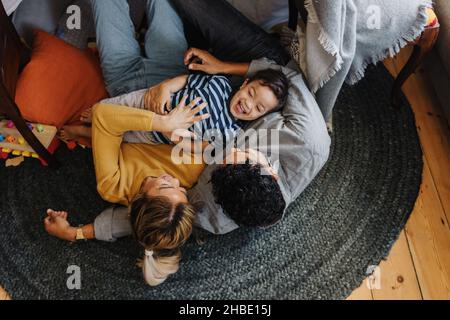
[6,135,15,143]
[37,124,45,133]
[18,137,25,145]
[0,134,4,142]
[6,121,14,129]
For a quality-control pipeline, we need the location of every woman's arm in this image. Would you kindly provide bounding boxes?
[184,48,250,77]
[92,100,209,204]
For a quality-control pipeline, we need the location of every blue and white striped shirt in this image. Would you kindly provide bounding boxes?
[152,74,241,145]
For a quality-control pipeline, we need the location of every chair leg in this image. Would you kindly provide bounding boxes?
[0,85,59,167]
[391,26,440,108]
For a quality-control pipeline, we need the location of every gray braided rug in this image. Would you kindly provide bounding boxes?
[0,65,422,300]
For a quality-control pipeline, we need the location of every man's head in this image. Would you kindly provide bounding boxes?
[230,69,289,121]
[211,148,286,227]
[129,174,195,254]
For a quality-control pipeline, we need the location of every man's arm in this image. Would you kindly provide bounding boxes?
[183,48,250,77]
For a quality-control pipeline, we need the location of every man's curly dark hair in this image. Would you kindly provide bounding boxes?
[211,163,286,228]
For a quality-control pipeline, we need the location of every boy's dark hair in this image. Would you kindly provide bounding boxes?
[211,163,286,228]
[249,69,290,111]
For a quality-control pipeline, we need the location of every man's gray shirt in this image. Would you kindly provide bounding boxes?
[94,59,331,241]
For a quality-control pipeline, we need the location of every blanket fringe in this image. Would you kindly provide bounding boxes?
[347,0,433,85]
[304,0,344,93]
[304,0,434,90]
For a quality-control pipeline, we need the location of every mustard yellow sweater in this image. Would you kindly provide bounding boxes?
[91,103,205,206]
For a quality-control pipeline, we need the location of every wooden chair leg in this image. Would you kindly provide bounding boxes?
[392,25,440,108]
[0,85,59,168]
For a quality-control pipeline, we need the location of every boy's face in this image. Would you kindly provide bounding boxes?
[230,80,279,121]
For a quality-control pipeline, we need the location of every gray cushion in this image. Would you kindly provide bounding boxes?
[434,0,450,75]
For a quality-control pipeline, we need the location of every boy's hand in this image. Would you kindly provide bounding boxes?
[184,48,226,74]
[144,83,172,115]
[162,96,210,133]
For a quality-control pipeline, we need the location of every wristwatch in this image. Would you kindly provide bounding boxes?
[75,226,86,241]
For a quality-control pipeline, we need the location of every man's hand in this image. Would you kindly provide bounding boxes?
[184,48,226,74]
[144,83,172,115]
[184,48,250,77]
[44,209,77,242]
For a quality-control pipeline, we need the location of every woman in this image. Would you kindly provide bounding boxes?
[45,0,209,286]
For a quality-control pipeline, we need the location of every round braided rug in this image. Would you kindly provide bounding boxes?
[0,65,422,300]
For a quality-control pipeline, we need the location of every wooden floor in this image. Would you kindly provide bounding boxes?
[1,46,449,300]
[348,46,450,300]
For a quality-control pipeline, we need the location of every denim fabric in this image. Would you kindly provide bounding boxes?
[170,0,290,66]
[91,0,188,97]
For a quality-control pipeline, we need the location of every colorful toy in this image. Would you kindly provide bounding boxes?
[0,120,58,165]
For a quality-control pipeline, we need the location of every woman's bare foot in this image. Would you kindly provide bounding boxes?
[59,125,92,141]
[80,108,93,124]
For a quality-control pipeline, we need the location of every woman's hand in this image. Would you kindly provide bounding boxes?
[44,209,77,242]
[144,83,172,115]
[155,96,210,134]
[184,48,226,74]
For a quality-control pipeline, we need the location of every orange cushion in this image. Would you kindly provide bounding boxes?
[15,30,108,129]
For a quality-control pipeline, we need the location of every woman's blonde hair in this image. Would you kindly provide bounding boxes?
[129,193,196,259]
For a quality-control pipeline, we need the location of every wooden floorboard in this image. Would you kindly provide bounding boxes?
[405,160,450,299]
[347,282,373,300]
[386,47,450,226]
[348,46,450,300]
[0,286,10,300]
[371,231,423,300]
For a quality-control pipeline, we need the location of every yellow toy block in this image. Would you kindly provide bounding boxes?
[31,153,40,159]
[2,148,11,153]
[12,150,22,156]
[22,151,31,157]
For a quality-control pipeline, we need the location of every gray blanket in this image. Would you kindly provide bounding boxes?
[303,0,432,122]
